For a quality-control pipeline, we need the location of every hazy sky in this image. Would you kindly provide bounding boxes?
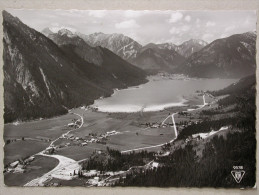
[7,9,256,45]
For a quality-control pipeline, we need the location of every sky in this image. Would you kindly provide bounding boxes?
[7,9,257,45]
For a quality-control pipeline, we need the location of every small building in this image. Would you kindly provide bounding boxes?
[10,161,19,168]
[44,147,55,154]
[152,162,159,168]
[14,164,25,173]
[68,123,75,127]
[26,156,35,162]
[83,170,99,177]
[151,123,160,128]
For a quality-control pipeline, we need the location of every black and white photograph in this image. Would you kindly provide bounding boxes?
[2,9,257,188]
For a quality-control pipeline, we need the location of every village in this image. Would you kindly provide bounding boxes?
[3,103,204,176]
[4,90,222,187]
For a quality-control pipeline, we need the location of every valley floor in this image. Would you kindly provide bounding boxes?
[4,91,217,186]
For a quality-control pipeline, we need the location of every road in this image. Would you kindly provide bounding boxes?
[121,94,207,153]
[24,95,208,185]
[24,153,80,186]
[24,111,84,186]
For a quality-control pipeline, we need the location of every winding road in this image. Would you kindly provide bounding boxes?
[121,95,207,153]
[24,112,84,186]
[24,95,208,185]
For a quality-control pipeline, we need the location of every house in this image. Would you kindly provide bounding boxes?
[14,164,25,173]
[151,162,159,168]
[151,123,160,128]
[10,161,19,168]
[68,123,75,127]
[75,119,81,125]
[44,147,55,154]
[106,130,117,136]
[83,170,99,177]
[26,156,35,163]
[88,138,97,143]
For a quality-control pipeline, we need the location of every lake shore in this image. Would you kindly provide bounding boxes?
[91,75,235,114]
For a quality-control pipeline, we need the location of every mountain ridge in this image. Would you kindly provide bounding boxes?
[177,31,256,78]
[3,11,147,123]
[42,28,210,73]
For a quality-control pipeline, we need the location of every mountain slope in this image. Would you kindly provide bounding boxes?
[77,32,142,61]
[131,43,186,73]
[3,11,146,123]
[176,39,208,58]
[177,32,256,78]
[46,29,147,87]
[48,29,104,66]
[79,32,188,73]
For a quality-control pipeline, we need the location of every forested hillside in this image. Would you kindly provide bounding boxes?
[115,74,256,187]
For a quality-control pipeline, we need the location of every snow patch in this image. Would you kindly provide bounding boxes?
[240,41,249,49]
[39,67,52,97]
[112,73,117,79]
[192,126,228,139]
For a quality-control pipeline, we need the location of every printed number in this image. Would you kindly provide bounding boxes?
[233,166,243,170]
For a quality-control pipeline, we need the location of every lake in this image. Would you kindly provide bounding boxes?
[93,76,237,113]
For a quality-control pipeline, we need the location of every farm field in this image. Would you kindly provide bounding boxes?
[4,155,59,186]
[4,112,80,141]
[4,93,210,166]
[56,145,99,161]
[4,140,50,165]
[4,91,215,187]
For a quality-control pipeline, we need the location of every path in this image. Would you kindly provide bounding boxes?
[24,111,84,186]
[24,153,80,186]
[121,94,207,153]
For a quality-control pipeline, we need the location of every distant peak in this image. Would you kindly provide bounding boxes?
[58,28,74,36]
[145,43,156,47]
[181,39,208,46]
[244,31,257,37]
[44,26,77,35]
[41,27,53,35]
[93,32,105,35]
[3,10,20,23]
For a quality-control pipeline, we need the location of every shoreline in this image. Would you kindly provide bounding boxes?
[6,74,231,126]
[91,99,188,114]
[121,94,207,153]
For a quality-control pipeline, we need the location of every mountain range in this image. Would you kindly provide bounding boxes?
[3,10,256,122]
[43,28,209,73]
[44,28,256,78]
[3,11,147,123]
[178,32,256,78]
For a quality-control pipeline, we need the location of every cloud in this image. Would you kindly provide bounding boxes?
[169,12,183,23]
[225,25,236,32]
[51,22,59,27]
[115,19,140,29]
[206,21,216,27]
[202,33,214,41]
[170,25,190,34]
[88,10,106,18]
[185,15,191,22]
